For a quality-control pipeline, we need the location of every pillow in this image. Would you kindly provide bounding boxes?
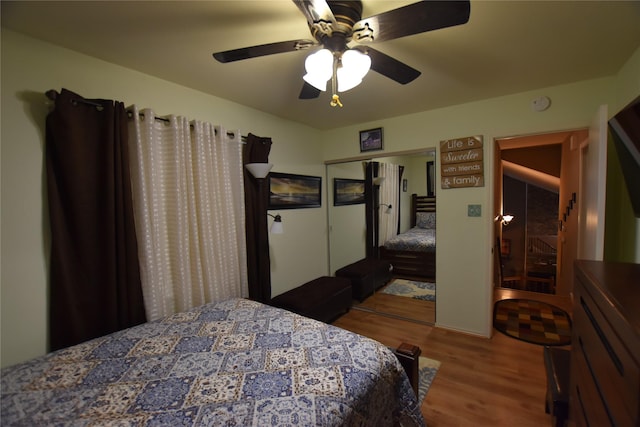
[416,212,436,229]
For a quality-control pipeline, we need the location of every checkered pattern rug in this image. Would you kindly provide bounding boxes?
[493,299,572,346]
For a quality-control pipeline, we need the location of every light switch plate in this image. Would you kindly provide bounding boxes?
[468,204,481,217]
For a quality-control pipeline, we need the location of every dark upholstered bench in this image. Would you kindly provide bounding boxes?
[270,276,352,323]
[544,346,570,427]
[335,257,392,301]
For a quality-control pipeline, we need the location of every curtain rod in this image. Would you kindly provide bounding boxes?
[45,90,247,141]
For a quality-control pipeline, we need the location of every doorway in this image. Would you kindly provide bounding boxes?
[494,129,588,296]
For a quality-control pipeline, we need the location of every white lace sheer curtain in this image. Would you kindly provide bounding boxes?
[128,106,248,321]
[378,162,400,245]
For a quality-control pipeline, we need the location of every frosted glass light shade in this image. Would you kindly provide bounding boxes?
[338,49,371,92]
[270,220,284,234]
[303,49,333,91]
[269,213,284,234]
[245,163,273,179]
[494,214,514,226]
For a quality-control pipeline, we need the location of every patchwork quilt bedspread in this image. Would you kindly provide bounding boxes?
[383,227,436,252]
[1,298,425,426]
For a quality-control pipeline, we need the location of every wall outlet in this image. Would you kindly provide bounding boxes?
[468,204,482,217]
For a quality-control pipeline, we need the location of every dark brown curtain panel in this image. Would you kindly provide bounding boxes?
[46,89,146,351]
[364,161,378,258]
[398,165,405,234]
[243,133,272,303]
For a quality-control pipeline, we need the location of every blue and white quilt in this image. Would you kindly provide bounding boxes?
[1,298,425,426]
[383,227,436,253]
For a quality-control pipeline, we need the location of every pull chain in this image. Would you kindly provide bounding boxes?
[329,54,343,108]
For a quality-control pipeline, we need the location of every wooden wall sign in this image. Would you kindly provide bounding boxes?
[440,135,484,189]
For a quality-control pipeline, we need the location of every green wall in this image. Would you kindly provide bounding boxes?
[2,26,639,368]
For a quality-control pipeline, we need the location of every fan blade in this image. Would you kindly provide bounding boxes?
[213,39,316,63]
[354,46,421,85]
[299,82,321,99]
[293,0,336,27]
[352,1,470,44]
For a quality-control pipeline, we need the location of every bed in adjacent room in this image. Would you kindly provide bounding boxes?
[380,194,436,279]
[1,298,424,426]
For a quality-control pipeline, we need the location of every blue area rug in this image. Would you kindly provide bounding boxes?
[381,278,436,302]
[418,356,441,403]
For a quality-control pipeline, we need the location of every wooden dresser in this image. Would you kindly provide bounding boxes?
[571,260,640,427]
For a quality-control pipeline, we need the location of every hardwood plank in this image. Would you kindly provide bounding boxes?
[332,287,572,426]
[354,292,435,324]
[353,277,436,324]
[333,309,434,349]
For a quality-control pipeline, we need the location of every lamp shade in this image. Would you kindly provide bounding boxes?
[303,49,333,91]
[270,220,284,234]
[269,214,284,234]
[245,163,273,179]
[494,214,514,226]
[337,49,371,92]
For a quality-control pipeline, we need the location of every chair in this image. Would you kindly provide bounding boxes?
[525,272,555,293]
[496,238,523,289]
[503,275,524,289]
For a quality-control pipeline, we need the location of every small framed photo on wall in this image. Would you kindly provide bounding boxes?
[359,128,383,152]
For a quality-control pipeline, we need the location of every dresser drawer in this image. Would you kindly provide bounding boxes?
[575,286,639,426]
[571,345,612,427]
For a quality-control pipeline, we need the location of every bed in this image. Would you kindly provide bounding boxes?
[380,194,436,278]
[1,298,425,426]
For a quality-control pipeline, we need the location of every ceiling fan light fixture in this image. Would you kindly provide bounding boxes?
[336,72,361,92]
[303,73,329,91]
[303,48,333,91]
[337,49,371,92]
[213,1,472,103]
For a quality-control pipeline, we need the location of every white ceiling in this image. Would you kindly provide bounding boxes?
[2,1,639,130]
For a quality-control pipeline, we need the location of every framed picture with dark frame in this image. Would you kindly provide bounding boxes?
[334,178,365,206]
[359,127,383,152]
[268,172,322,209]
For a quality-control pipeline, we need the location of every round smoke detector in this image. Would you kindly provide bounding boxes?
[532,96,551,112]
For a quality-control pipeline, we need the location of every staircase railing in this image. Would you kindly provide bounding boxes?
[528,235,557,255]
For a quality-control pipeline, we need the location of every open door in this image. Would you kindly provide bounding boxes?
[577,105,608,261]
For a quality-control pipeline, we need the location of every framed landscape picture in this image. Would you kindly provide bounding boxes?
[334,178,365,206]
[268,172,322,209]
[359,127,383,152]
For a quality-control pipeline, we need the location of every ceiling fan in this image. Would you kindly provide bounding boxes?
[213,0,470,107]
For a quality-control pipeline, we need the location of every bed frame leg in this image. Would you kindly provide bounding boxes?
[394,343,421,396]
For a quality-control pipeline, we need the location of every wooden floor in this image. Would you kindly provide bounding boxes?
[353,275,437,324]
[332,287,573,426]
[354,284,435,324]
